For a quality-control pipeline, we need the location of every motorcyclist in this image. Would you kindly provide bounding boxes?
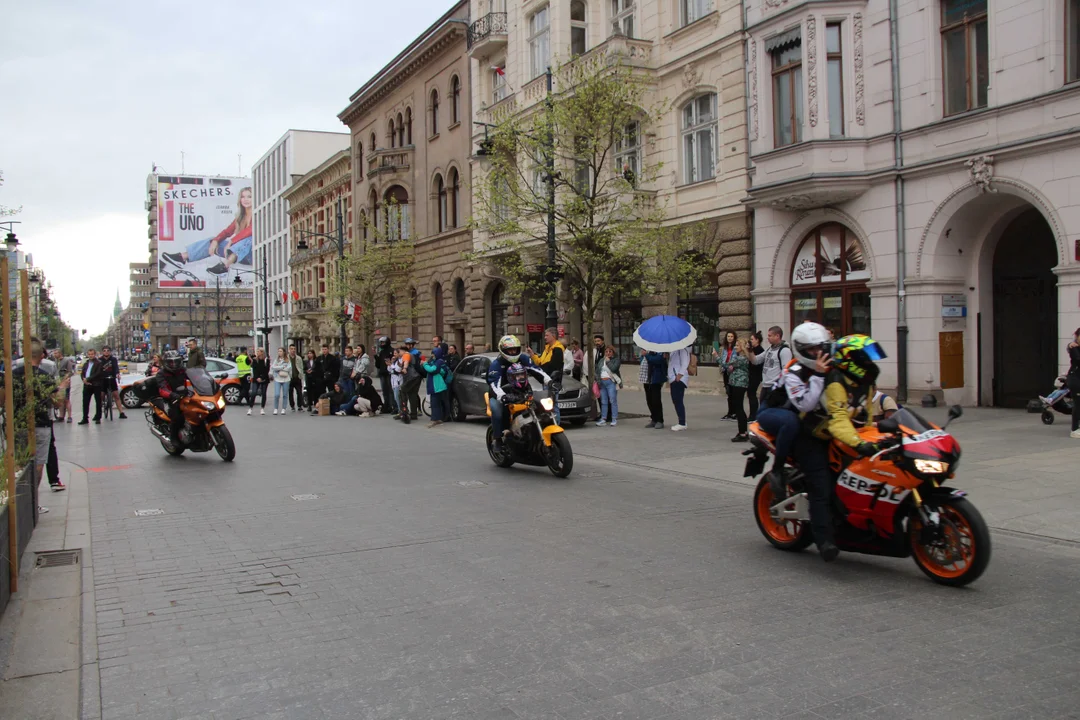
[487,335,551,451]
[140,351,190,447]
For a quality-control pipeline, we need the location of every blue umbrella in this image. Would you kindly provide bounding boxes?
[632,315,697,353]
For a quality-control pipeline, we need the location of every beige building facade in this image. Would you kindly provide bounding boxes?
[337,1,477,354]
[467,0,751,370]
[745,0,1080,407]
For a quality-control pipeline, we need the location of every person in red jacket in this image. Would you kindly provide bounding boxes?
[160,187,253,276]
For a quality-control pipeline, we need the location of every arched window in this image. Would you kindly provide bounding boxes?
[397,112,405,148]
[450,75,461,125]
[410,288,419,341]
[356,141,364,180]
[447,168,460,228]
[369,131,377,152]
[388,118,396,148]
[405,107,413,145]
[790,223,871,338]
[368,188,379,239]
[384,185,410,242]
[430,89,440,136]
[358,209,368,242]
[682,94,717,184]
[454,278,467,312]
[434,173,447,233]
[571,1,587,55]
[434,282,444,335]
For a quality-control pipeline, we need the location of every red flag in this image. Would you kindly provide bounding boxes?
[291,290,299,301]
[491,65,505,76]
[281,291,288,304]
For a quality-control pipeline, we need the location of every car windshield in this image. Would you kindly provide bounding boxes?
[186,368,217,396]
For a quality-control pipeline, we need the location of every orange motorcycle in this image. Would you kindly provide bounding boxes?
[145,368,236,462]
[746,405,990,586]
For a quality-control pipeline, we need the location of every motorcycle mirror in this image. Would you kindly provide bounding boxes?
[942,404,963,429]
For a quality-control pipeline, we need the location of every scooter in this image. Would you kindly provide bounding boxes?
[146,368,236,462]
[485,383,573,478]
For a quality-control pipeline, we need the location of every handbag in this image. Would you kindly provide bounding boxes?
[592,381,601,399]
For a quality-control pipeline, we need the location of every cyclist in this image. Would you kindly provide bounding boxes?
[486,335,552,451]
[99,346,127,419]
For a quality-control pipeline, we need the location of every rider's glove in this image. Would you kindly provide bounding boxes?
[855,442,879,457]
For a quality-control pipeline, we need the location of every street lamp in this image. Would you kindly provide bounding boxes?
[233,251,281,354]
[294,197,348,354]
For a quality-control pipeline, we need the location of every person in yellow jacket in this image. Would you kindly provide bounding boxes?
[235,347,253,403]
[530,328,565,423]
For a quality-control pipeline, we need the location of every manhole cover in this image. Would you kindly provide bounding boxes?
[35,550,81,568]
[134,509,164,517]
[457,480,488,488]
[291,494,322,501]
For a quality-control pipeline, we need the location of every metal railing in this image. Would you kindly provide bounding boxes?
[467,12,507,49]
[295,297,323,314]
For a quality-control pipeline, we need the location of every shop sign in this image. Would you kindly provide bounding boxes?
[823,296,843,309]
[793,298,817,311]
[941,294,967,307]
[941,306,967,318]
[526,323,544,333]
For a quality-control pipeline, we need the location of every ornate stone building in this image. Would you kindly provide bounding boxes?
[745,0,1080,406]
[466,0,752,373]
[283,150,353,353]
[337,1,477,354]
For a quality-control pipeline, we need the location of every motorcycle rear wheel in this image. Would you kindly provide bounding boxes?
[909,497,990,587]
[211,425,236,462]
[546,433,573,478]
[486,426,515,468]
[160,437,184,456]
[753,477,813,551]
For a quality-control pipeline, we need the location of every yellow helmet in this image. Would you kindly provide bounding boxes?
[498,334,522,362]
[832,334,886,381]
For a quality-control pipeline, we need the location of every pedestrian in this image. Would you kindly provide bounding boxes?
[235,347,252,403]
[570,339,584,381]
[591,335,609,421]
[723,338,751,442]
[534,328,566,423]
[595,345,622,427]
[320,345,340,401]
[270,348,291,415]
[747,331,764,421]
[713,331,738,420]
[186,338,206,369]
[376,337,396,414]
[247,348,270,415]
[399,342,422,423]
[1068,328,1080,439]
[642,348,667,429]
[339,345,357,398]
[303,349,321,412]
[287,345,304,411]
[432,335,449,357]
[327,383,348,415]
[78,348,104,425]
[53,349,75,423]
[750,325,793,411]
[464,342,475,357]
[147,353,163,377]
[389,348,405,419]
[354,344,372,388]
[668,344,690,431]
[12,339,65,510]
[347,377,384,416]
[423,346,451,427]
[99,346,127,419]
[446,344,462,371]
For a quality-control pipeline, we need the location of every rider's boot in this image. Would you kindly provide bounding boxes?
[818,541,840,563]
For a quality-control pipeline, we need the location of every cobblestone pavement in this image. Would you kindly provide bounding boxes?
[56,391,1080,720]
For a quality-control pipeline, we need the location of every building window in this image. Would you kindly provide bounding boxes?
[455,278,467,312]
[681,94,716,184]
[435,174,447,233]
[430,89,440,136]
[677,267,719,366]
[434,282,444,334]
[610,294,642,365]
[448,168,460,228]
[356,142,364,180]
[571,1,588,56]
[529,6,551,79]
[941,0,988,116]
[450,76,461,125]
[397,112,405,147]
[1069,0,1080,83]
[790,223,872,338]
[492,65,508,103]
[384,185,410,242]
[405,107,413,145]
[388,118,396,148]
[610,0,634,37]
[826,23,844,137]
[614,122,640,184]
[680,0,711,27]
[769,31,803,147]
[370,131,376,153]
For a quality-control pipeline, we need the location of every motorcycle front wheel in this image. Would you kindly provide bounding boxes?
[485,426,514,468]
[909,497,990,587]
[211,425,236,462]
[546,433,573,478]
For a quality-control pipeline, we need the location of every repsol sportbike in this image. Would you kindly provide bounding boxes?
[485,383,573,478]
[745,405,990,586]
[144,368,236,462]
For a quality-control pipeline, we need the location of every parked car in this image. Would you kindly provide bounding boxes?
[119,357,244,408]
[448,352,591,425]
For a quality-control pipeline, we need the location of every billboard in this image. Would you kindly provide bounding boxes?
[157,176,253,288]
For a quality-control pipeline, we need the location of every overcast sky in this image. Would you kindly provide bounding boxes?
[0,0,455,336]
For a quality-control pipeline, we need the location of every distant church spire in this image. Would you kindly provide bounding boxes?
[113,289,122,319]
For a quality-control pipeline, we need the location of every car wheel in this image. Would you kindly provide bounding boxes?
[120,387,143,409]
[222,385,242,405]
[451,395,467,422]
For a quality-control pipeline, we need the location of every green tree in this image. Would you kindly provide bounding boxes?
[470,55,719,378]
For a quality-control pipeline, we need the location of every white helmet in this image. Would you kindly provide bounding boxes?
[498,334,522,363]
[790,322,832,370]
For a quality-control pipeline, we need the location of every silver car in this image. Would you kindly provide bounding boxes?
[448,353,592,425]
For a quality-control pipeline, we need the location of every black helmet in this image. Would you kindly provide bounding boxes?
[163,351,184,372]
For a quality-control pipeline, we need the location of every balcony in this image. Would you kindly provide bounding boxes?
[578,34,654,71]
[467,12,507,55]
[481,93,516,125]
[293,297,324,316]
[367,146,413,179]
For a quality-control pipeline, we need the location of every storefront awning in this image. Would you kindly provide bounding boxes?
[765,27,802,54]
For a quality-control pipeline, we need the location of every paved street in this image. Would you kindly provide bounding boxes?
[53,388,1080,719]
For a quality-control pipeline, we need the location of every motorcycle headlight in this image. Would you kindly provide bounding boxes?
[216,397,225,409]
[914,459,949,474]
[540,397,555,411]
[201,401,217,411]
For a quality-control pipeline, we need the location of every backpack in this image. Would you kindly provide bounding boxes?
[687,352,699,376]
[563,348,575,374]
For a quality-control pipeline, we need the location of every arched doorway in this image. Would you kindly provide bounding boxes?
[992,208,1058,407]
[790,223,871,338]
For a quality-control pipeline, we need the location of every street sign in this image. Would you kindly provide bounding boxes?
[143,330,151,341]
[247,330,255,337]
[941,294,967,306]
[941,306,967,318]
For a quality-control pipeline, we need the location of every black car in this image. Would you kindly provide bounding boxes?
[449,352,591,425]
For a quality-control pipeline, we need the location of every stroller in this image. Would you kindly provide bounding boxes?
[1038,376,1074,425]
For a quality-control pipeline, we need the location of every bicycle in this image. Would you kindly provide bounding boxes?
[99,387,114,421]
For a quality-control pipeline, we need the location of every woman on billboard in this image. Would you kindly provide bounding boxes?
[160,187,253,276]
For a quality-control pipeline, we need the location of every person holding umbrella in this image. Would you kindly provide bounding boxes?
[633,315,697,433]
